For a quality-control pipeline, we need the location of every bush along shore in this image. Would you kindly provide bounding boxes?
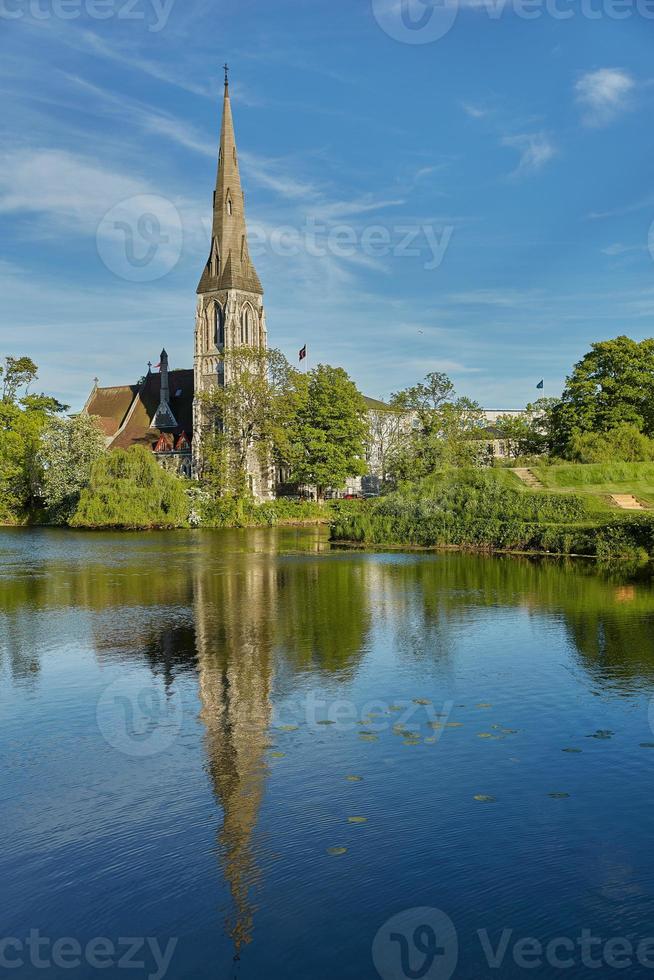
[329,471,654,562]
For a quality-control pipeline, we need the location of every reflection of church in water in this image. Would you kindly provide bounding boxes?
[193,554,276,957]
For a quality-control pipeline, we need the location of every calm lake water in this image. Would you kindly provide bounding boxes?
[2,528,654,980]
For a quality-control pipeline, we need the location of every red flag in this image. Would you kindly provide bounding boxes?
[299,345,307,362]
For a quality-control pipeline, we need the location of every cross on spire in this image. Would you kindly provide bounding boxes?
[224,63,229,87]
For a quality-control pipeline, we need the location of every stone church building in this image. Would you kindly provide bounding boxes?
[84,72,272,494]
[84,72,522,496]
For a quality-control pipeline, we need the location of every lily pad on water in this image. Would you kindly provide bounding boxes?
[548,793,570,799]
[477,733,494,739]
[474,795,497,803]
[270,752,286,759]
[347,816,368,824]
[429,722,444,730]
[279,725,299,733]
[317,720,335,726]
[403,739,420,746]
[413,698,432,706]
[446,722,464,728]
[359,734,378,742]
[424,736,437,744]
[587,730,614,740]
[562,748,582,753]
[327,847,348,857]
[346,775,363,782]
[389,706,404,712]
[640,743,654,749]
[476,703,493,709]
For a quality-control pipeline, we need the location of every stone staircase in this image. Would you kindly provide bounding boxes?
[610,494,645,511]
[512,468,545,490]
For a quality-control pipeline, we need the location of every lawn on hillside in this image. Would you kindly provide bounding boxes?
[518,463,654,509]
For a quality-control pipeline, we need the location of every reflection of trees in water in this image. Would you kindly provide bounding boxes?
[376,554,654,691]
[0,612,41,690]
[274,555,371,678]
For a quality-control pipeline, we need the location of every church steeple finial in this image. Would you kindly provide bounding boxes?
[223,63,229,88]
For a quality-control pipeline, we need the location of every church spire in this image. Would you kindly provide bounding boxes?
[197,68,262,295]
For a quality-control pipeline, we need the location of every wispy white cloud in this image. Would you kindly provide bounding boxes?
[601,242,647,257]
[575,69,635,128]
[238,150,322,202]
[28,23,215,98]
[446,288,543,308]
[501,132,556,176]
[0,148,147,227]
[462,102,490,120]
[587,193,654,220]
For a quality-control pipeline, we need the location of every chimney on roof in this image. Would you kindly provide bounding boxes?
[159,349,170,408]
[151,348,178,430]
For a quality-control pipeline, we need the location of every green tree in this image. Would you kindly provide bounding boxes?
[0,356,38,403]
[494,400,558,459]
[0,356,67,521]
[389,370,486,479]
[391,371,455,420]
[286,364,368,501]
[72,446,189,528]
[38,414,107,523]
[554,336,654,453]
[568,423,654,464]
[198,346,304,497]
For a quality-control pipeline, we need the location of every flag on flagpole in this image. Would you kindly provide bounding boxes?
[299,345,307,363]
[537,380,544,390]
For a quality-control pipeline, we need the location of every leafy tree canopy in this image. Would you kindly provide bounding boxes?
[0,356,68,521]
[197,346,305,497]
[0,356,38,403]
[389,372,486,480]
[554,336,654,452]
[286,364,369,499]
[72,446,189,529]
[39,414,107,522]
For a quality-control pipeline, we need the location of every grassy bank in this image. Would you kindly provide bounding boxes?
[330,470,654,561]
[194,496,332,529]
[526,462,654,507]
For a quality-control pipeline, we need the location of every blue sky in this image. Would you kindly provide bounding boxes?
[1,0,654,409]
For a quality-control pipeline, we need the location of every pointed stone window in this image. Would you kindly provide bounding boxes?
[226,193,233,216]
[241,304,253,344]
[210,239,220,277]
[215,303,225,348]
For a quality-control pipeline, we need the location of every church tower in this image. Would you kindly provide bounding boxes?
[193,67,271,498]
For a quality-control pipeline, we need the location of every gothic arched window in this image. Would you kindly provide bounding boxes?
[210,239,220,277]
[226,194,233,216]
[241,304,253,344]
[215,304,225,348]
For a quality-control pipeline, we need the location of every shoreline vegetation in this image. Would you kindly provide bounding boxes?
[329,470,654,564]
[4,339,654,566]
[5,466,654,567]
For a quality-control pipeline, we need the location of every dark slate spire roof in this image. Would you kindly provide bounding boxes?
[197,72,263,295]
